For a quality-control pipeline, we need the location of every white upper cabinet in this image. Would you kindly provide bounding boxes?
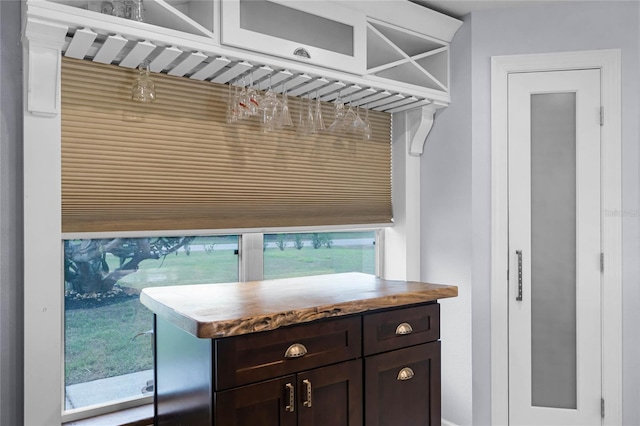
[344,0,460,99]
[145,0,215,38]
[366,18,449,93]
[221,0,366,74]
[46,0,217,39]
[28,0,461,111]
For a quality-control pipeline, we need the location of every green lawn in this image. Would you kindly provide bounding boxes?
[65,298,153,385]
[115,248,240,290]
[65,241,374,386]
[264,246,374,278]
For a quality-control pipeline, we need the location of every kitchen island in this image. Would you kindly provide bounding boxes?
[141,272,457,426]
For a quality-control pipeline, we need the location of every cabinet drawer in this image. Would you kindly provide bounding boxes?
[363,303,439,356]
[215,316,361,390]
[364,342,441,426]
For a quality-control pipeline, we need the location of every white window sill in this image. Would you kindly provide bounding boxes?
[63,404,153,426]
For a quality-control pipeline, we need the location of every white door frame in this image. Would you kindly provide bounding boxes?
[490,49,622,425]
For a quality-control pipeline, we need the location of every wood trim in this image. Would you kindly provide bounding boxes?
[490,49,622,425]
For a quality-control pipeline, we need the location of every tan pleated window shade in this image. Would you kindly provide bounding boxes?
[61,58,392,233]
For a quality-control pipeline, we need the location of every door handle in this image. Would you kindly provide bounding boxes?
[516,250,523,301]
[285,382,295,413]
[302,379,312,408]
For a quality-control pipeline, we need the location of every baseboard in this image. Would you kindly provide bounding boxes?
[442,419,459,426]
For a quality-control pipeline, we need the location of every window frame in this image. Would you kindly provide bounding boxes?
[59,227,383,422]
[22,33,421,423]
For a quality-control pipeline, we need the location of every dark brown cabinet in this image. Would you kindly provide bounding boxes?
[297,360,363,426]
[215,360,362,426]
[215,375,297,426]
[362,303,441,426]
[154,302,441,426]
[215,316,361,390]
[364,342,441,426]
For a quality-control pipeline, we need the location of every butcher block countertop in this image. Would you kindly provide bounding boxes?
[140,272,458,339]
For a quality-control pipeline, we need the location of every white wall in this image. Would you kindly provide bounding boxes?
[422,1,640,425]
[0,1,24,425]
[421,14,473,426]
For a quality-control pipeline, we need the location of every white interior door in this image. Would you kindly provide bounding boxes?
[507,69,602,426]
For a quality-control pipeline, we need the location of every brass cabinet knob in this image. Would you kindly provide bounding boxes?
[397,367,415,381]
[395,322,413,335]
[284,343,308,358]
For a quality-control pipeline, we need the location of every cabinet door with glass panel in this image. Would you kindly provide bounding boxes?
[221,0,366,74]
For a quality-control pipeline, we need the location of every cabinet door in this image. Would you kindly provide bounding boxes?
[297,359,363,426]
[215,375,297,426]
[365,342,441,426]
[221,0,366,73]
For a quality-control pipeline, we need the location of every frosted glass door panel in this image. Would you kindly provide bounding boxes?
[222,0,366,73]
[239,0,354,56]
[530,93,577,409]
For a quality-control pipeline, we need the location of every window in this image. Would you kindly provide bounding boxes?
[264,231,375,279]
[53,58,393,422]
[62,230,377,416]
[17,36,427,425]
[63,235,239,411]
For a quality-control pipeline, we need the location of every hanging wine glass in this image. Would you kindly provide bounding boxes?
[328,91,345,133]
[130,63,156,103]
[259,75,283,132]
[306,94,317,134]
[246,75,260,117]
[362,105,372,140]
[226,84,239,123]
[237,79,250,120]
[278,85,293,128]
[350,104,367,135]
[260,89,280,132]
[313,91,325,131]
[297,95,315,136]
[340,97,358,134]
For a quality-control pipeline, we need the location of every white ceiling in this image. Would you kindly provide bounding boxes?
[411,0,574,19]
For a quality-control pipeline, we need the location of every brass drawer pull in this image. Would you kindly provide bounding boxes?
[284,343,308,359]
[302,379,312,408]
[285,382,295,412]
[397,367,415,381]
[293,47,311,59]
[395,322,413,335]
